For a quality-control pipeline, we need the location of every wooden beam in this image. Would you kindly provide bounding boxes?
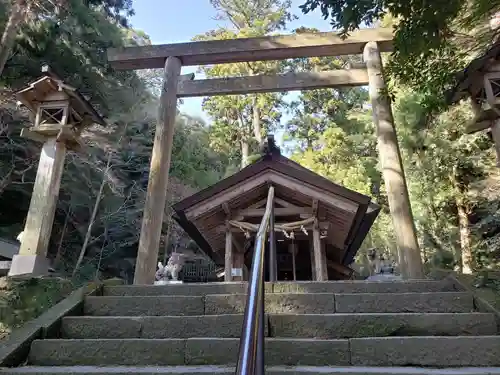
[222,202,231,217]
[30,123,65,136]
[364,41,423,279]
[312,199,319,217]
[180,73,195,81]
[20,128,47,143]
[274,198,298,208]
[236,207,312,217]
[177,70,368,98]
[134,56,182,285]
[327,259,354,279]
[245,198,268,209]
[108,28,394,70]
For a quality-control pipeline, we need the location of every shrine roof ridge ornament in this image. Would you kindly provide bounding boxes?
[107,27,394,70]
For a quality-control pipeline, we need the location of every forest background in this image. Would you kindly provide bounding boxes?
[0,0,499,283]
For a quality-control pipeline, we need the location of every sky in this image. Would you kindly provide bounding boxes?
[130,0,334,145]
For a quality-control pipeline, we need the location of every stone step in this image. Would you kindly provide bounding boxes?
[207,292,474,314]
[349,336,500,367]
[61,314,269,339]
[27,337,500,367]
[61,313,496,339]
[103,280,455,297]
[4,366,500,375]
[269,313,497,338]
[84,292,473,316]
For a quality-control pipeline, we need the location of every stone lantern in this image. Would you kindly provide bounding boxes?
[8,66,105,277]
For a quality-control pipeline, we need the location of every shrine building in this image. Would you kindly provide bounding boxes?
[172,137,380,282]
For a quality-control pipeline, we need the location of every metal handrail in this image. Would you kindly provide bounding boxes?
[235,186,275,375]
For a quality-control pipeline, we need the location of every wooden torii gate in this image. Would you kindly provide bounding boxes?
[107,28,424,284]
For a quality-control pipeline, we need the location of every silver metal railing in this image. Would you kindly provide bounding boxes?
[235,185,275,375]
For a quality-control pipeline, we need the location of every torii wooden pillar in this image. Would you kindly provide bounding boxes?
[363,42,424,279]
[134,57,182,285]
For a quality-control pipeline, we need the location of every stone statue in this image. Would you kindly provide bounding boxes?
[367,248,395,275]
[155,253,187,282]
[366,247,401,280]
[16,231,24,243]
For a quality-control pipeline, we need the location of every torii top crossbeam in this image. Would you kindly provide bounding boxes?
[108,28,393,70]
[108,28,393,99]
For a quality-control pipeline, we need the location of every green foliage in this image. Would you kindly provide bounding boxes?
[196,0,293,169]
[0,277,74,340]
[1,0,145,116]
[298,0,498,112]
[0,1,231,283]
[2,0,499,284]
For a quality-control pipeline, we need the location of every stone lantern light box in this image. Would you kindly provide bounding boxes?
[8,66,105,277]
[16,65,105,150]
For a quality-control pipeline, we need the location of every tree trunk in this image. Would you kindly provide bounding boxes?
[53,204,72,268]
[252,97,262,144]
[162,219,172,265]
[0,0,31,77]
[73,153,112,276]
[241,140,249,168]
[450,166,472,274]
[456,195,472,274]
[0,168,13,196]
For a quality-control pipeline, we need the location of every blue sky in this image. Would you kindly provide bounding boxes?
[130,0,333,144]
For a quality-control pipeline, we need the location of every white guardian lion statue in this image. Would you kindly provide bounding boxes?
[155,253,187,282]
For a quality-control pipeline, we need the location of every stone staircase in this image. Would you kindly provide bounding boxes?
[2,279,500,374]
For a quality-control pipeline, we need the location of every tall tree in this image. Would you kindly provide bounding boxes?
[298,0,498,111]
[195,0,294,168]
[0,0,143,116]
[283,27,368,151]
[0,0,33,77]
[0,0,135,79]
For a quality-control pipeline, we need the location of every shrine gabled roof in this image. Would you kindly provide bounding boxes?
[173,152,371,213]
[172,150,380,267]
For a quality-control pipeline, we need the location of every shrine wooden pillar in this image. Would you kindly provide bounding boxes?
[309,237,316,281]
[232,248,244,281]
[224,228,233,282]
[231,235,245,281]
[321,239,328,280]
[363,41,424,279]
[312,219,327,281]
[134,56,182,285]
[288,242,297,281]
